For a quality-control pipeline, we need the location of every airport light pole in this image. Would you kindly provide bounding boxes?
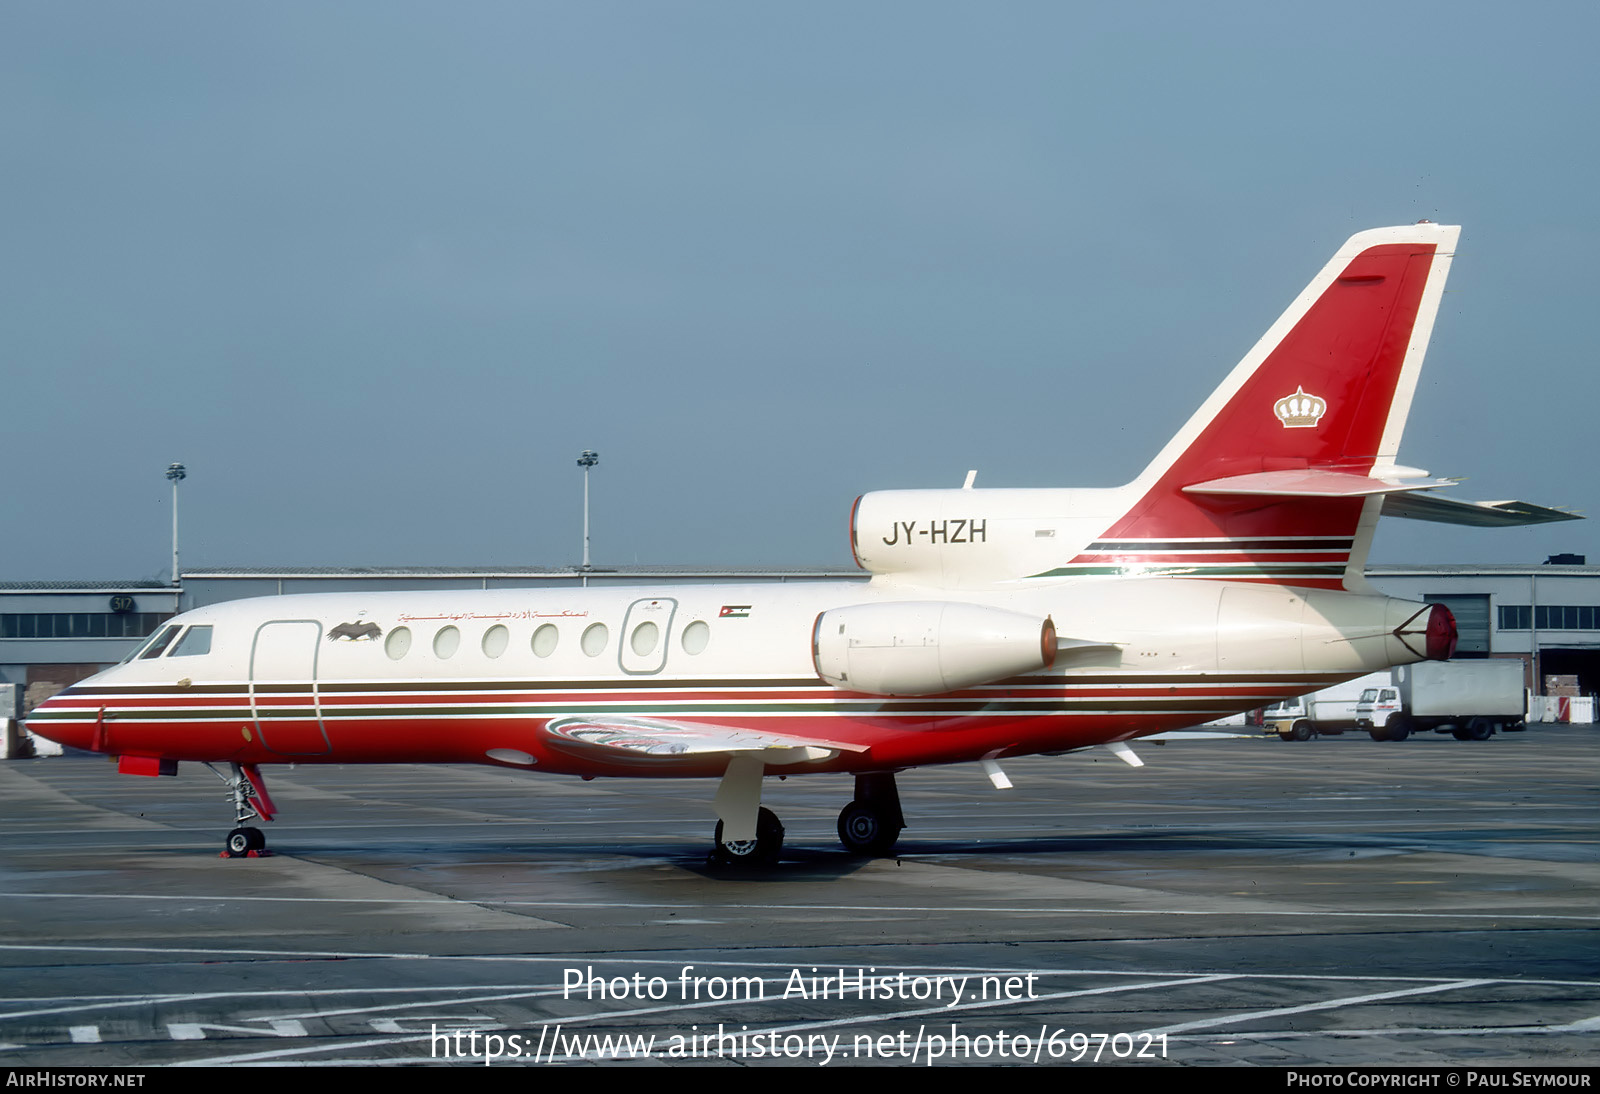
[577,450,599,573]
[165,462,186,597]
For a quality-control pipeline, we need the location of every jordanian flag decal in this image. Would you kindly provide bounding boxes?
[719,605,752,618]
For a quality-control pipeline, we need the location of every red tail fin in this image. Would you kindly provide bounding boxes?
[1085,223,1459,588]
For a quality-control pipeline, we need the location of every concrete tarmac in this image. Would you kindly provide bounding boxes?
[0,729,1595,1067]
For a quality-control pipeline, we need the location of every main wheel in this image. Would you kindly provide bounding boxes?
[712,807,783,867]
[837,800,902,856]
[224,827,264,857]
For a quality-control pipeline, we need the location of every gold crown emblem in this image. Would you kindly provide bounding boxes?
[1274,386,1327,428]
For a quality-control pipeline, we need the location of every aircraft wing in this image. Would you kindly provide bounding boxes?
[540,715,869,768]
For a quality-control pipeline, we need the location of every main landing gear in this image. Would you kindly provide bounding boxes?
[708,765,906,867]
[206,762,277,858]
[709,756,783,867]
[712,807,784,867]
[837,773,905,857]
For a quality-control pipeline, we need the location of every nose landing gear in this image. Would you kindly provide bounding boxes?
[206,762,276,858]
[225,826,267,856]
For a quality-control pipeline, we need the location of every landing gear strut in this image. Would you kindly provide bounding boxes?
[837,772,905,857]
[709,757,782,867]
[206,762,276,858]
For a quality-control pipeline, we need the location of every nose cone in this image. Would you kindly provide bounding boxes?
[24,688,103,753]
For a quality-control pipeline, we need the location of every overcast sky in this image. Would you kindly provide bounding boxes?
[4,2,1596,581]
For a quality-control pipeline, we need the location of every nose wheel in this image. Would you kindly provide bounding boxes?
[225,826,268,858]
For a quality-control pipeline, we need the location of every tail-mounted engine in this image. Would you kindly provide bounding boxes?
[812,601,1057,696]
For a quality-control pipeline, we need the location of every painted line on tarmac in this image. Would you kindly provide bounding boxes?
[2,890,1597,921]
[1143,978,1493,1034]
[172,974,1241,1066]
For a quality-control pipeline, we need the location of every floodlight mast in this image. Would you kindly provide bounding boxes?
[577,450,599,572]
[165,462,186,589]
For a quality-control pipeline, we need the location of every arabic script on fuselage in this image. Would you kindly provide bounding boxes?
[396,609,591,623]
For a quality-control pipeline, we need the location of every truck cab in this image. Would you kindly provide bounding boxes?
[1356,686,1404,740]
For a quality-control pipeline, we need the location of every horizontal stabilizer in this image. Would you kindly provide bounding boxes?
[1184,469,1456,499]
[1183,467,1578,527]
[1380,492,1582,527]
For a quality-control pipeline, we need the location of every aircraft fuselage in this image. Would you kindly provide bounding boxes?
[31,576,1438,779]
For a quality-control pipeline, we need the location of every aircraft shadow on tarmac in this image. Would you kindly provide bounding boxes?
[255,815,1562,880]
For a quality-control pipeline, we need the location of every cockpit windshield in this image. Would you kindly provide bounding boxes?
[169,625,213,657]
[126,624,182,663]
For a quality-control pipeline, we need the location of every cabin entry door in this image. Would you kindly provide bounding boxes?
[249,620,331,755]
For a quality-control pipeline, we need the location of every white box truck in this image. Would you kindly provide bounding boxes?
[1264,672,1390,741]
[1355,660,1528,741]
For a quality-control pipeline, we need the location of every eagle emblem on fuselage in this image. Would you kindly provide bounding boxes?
[328,621,382,641]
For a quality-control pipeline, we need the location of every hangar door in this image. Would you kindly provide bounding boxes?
[1425,595,1490,657]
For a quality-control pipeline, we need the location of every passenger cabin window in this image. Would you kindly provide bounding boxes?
[138,625,182,660]
[531,624,559,657]
[630,621,659,656]
[168,625,213,657]
[433,626,461,659]
[482,624,509,658]
[385,626,412,660]
[681,620,710,655]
